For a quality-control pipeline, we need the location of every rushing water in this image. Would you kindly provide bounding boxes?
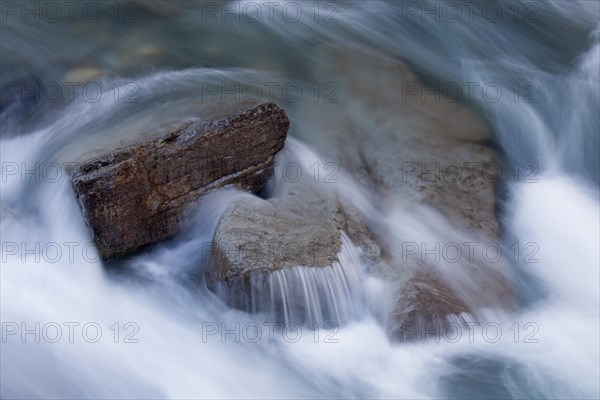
[210,230,367,325]
[1,1,599,398]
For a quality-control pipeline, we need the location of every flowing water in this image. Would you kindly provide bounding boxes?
[1,1,599,398]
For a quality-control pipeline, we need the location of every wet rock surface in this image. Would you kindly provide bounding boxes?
[388,270,470,341]
[301,47,515,338]
[204,181,376,324]
[205,188,345,284]
[72,102,289,260]
[327,47,502,237]
[204,186,346,309]
[338,50,514,337]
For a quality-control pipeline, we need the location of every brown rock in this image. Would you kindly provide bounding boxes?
[388,270,469,342]
[72,102,289,260]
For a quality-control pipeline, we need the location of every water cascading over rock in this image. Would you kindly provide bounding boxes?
[299,47,516,340]
[204,188,367,326]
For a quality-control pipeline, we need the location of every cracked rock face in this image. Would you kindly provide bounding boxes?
[71,102,289,260]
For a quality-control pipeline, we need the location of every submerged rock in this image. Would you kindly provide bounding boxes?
[327,47,501,237]
[72,102,289,260]
[63,67,104,85]
[340,50,514,337]
[304,47,515,339]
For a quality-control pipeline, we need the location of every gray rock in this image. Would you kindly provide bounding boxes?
[204,186,367,323]
[72,102,289,260]
[326,47,501,237]
[313,47,514,338]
